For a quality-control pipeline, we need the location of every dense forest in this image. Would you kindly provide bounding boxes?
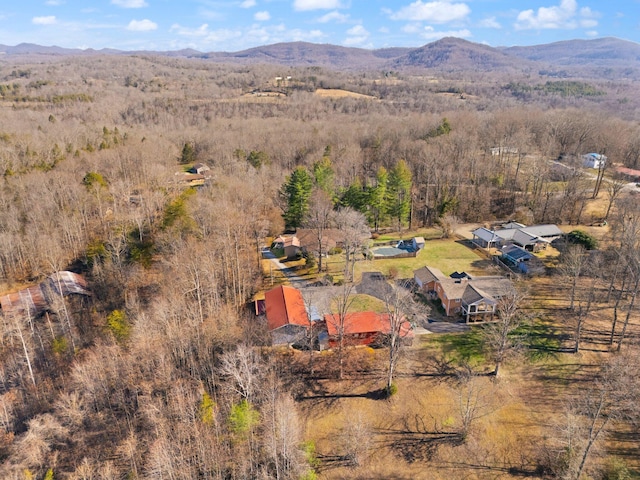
[0,53,639,479]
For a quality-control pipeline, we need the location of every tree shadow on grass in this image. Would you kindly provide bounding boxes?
[516,321,566,362]
[435,461,543,477]
[376,426,464,463]
[430,329,486,365]
[300,387,389,402]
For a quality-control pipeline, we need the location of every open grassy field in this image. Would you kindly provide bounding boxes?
[314,88,377,99]
[354,238,494,280]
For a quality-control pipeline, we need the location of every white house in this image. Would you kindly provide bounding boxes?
[582,153,607,169]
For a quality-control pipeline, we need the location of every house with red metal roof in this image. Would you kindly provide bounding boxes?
[323,311,414,348]
[265,285,314,346]
[0,271,90,319]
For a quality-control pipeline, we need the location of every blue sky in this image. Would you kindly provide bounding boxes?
[0,0,638,52]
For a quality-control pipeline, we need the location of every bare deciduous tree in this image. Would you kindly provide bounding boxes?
[333,207,370,282]
[219,344,263,403]
[327,282,357,380]
[482,285,527,377]
[554,354,640,480]
[341,411,372,467]
[378,279,421,394]
[452,369,494,441]
[560,244,587,311]
[303,189,335,273]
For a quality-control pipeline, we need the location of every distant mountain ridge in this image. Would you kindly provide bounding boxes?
[2,37,640,79]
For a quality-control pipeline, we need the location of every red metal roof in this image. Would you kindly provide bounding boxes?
[616,166,640,178]
[264,285,309,330]
[324,311,413,338]
[0,271,89,318]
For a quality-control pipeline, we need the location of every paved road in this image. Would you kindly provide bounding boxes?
[262,248,309,287]
[423,321,471,333]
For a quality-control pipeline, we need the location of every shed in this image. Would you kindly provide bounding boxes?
[411,237,425,251]
[189,163,211,175]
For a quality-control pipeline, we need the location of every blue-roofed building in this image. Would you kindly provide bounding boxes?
[501,244,534,273]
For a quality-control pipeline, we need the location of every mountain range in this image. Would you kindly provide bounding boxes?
[2,37,639,80]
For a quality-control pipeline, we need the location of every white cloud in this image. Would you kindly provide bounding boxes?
[240,0,256,7]
[419,25,471,40]
[390,1,471,23]
[170,23,211,37]
[347,25,368,36]
[580,19,597,28]
[111,0,148,8]
[344,24,369,46]
[401,23,421,34]
[127,19,157,31]
[585,30,598,37]
[317,11,349,23]
[515,0,599,30]
[168,22,326,50]
[45,0,65,5]
[254,11,271,21]
[293,0,343,12]
[32,16,57,25]
[197,9,224,21]
[478,17,501,29]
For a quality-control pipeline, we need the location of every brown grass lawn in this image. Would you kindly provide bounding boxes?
[314,88,377,100]
[260,230,640,478]
[282,263,640,479]
[294,345,552,480]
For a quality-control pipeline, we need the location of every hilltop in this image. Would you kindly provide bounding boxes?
[2,36,640,80]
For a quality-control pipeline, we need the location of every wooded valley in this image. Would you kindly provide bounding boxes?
[0,48,639,479]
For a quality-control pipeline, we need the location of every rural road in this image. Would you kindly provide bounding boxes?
[262,248,309,287]
[551,160,638,193]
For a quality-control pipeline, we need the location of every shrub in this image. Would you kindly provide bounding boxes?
[387,382,398,397]
[567,229,598,250]
[127,228,155,267]
[328,246,343,255]
[85,239,108,266]
[52,336,68,356]
[199,392,216,426]
[388,266,399,279]
[106,310,131,344]
[300,470,318,480]
[304,252,316,269]
[228,400,259,436]
[301,440,321,469]
[82,171,107,189]
[602,457,632,480]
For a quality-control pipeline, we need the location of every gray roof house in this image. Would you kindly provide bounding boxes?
[472,224,562,251]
